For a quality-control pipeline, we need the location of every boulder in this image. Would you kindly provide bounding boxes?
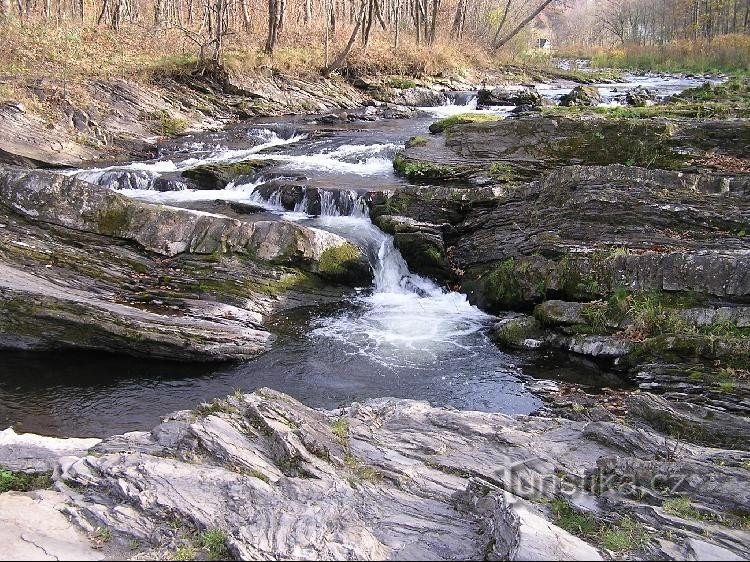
[478,86,546,108]
[560,85,602,107]
[627,393,750,449]
[181,159,272,190]
[0,167,370,360]
[625,86,655,107]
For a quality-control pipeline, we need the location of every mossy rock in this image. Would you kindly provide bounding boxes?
[181,159,273,190]
[491,315,543,349]
[429,113,503,134]
[96,203,130,236]
[393,231,452,282]
[392,154,464,182]
[316,243,371,286]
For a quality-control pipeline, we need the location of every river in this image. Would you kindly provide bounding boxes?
[0,73,708,436]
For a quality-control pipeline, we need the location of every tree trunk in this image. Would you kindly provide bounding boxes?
[493,0,554,49]
[241,0,251,31]
[265,0,280,53]
[451,0,466,38]
[322,1,365,76]
[491,0,513,45]
[0,0,11,20]
[428,0,439,44]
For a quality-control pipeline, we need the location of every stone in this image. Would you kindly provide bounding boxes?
[0,167,370,360]
[625,86,655,107]
[627,393,750,449]
[181,159,272,190]
[560,85,602,106]
[0,491,105,561]
[8,389,747,561]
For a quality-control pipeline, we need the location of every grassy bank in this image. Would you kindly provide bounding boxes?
[561,35,750,76]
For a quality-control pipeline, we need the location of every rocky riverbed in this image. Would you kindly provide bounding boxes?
[1,68,749,560]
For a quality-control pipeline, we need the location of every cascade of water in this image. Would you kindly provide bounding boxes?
[294,190,309,213]
[319,191,341,216]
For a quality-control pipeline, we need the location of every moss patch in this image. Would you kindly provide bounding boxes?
[392,153,461,181]
[428,112,503,134]
[96,205,130,236]
[317,243,369,286]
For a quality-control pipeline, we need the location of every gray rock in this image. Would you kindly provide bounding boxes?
[0,167,369,360]
[4,390,749,560]
[0,491,105,561]
[627,393,750,449]
[560,85,602,106]
[625,86,655,107]
[0,428,101,472]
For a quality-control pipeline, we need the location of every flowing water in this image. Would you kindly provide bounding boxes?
[0,74,705,437]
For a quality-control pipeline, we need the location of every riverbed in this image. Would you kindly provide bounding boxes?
[0,73,708,437]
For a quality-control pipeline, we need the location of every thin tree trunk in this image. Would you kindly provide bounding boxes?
[491,0,512,45]
[322,1,365,76]
[240,0,251,30]
[493,0,554,49]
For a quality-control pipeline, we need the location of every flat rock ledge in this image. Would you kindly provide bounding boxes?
[3,389,749,561]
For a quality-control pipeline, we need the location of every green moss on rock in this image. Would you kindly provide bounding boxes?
[317,243,371,286]
[393,154,461,181]
[96,205,130,236]
[428,113,503,134]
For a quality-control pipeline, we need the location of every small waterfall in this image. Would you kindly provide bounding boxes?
[294,190,309,213]
[320,191,341,216]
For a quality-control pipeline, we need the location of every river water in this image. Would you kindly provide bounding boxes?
[0,74,707,437]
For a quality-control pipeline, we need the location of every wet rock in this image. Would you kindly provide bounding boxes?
[560,85,602,106]
[181,159,272,190]
[491,314,544,349]
[534,300,587,326]
[379,86,446,107]
[0,167,369,360]
[478,86,547,108]
[625,86,655,107]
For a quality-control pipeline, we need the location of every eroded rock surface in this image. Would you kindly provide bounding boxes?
[6,389,749,561]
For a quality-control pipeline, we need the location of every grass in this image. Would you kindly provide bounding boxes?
[193,399,238,418]
[94,526,112,543]
[663,496,702,519]
[550,499,651,554]
[156,111,189,137]
[428,112,503,134]
[405,135,428,148]
[196,529,229,560]
[563,35,750,75]
[172,546,196,561]
[384,77,417,89]
[0,467,52,493]
[331,418,350,442]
